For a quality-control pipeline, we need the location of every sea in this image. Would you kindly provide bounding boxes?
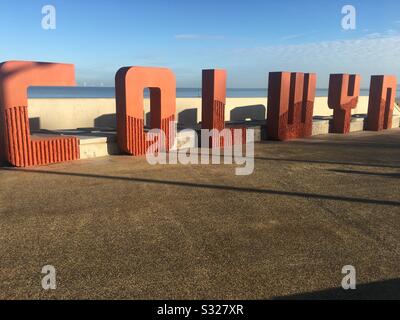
[27,87,391,99]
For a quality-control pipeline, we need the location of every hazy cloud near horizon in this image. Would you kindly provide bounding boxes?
[222,33,400,88]
[75,33,400,89]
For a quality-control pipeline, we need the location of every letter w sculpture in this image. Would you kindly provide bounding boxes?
[267,72,317,141]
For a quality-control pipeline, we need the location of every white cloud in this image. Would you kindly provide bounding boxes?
[281,31,318,41]
[364,29,399,39]
[225,34,400,87]
[174,34,224,40]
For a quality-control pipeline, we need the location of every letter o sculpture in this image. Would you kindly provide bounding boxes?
[115,67,176,156]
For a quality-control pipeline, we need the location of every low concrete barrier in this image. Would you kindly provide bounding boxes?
[23,97,400,160]
[28,96,391,131]
[54,113,400,160]
[311,114,400,137]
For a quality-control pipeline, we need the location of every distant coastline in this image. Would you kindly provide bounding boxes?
[28,86,396,99]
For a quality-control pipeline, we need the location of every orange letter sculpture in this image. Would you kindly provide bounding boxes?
[267,72,316,141]
[202,69,226,133]
[366,75,397,131]
[0,61,79,167]
[201,69,246,147]
[328,74,361,134]
[115,67,176,156]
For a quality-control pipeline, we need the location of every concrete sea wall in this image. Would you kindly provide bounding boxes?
[28,96,400,131]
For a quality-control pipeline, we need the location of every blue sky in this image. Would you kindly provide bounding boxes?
[0,0,399,88]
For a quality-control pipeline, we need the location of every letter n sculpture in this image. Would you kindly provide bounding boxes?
[267,72,316,141]
[202,69,246,147]
[0,61,79,167]
[366,75,397,131]
[328,74,361,134]
[115,67,176,156]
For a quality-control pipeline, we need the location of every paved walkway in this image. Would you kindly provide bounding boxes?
[1,129,399,299]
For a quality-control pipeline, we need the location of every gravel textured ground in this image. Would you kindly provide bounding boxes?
[0,128,399,299]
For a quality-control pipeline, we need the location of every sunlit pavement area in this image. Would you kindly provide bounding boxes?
[1,128,400,299]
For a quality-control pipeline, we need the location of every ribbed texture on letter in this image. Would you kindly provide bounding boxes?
[4,106,79,167]
[125,114,175,156]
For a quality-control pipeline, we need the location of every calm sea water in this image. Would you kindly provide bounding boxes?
[28,87,386,99]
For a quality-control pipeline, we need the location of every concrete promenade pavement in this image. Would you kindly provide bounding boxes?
[0,129,400,299]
